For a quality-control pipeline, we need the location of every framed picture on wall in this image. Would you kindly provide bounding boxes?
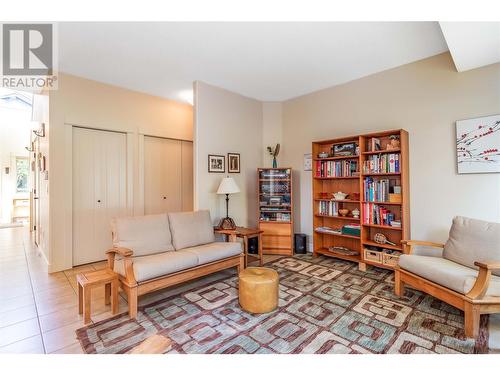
[227,153,240,173]
[456,114,500,174]
[208,154,225,173]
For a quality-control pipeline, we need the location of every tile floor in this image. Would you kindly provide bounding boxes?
[0,226,498,354]
[0,226,282,354]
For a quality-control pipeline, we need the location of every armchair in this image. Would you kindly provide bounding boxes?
[395,216,500,338]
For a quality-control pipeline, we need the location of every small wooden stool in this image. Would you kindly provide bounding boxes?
[77,269,119,324]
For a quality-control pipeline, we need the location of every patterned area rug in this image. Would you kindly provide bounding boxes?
[76,255,489,354]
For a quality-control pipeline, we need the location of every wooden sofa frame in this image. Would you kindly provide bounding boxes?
[395,240,500,338]
[107,242,245,319]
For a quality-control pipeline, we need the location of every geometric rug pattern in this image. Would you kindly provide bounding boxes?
[76,255,489,354]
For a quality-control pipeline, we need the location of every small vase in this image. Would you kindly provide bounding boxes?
[272,157,277,168]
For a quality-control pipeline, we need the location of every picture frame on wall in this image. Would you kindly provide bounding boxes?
[456,114,500,174]
[208,154,225,173]
[227,153,240,173]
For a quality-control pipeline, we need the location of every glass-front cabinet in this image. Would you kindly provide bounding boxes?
[258,168,293,255]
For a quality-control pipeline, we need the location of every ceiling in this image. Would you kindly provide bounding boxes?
[58,22,451,103]
[440,22,500,72]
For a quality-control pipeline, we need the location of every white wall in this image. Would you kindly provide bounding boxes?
[194,81,263,227]
[281,53,500,244]
[48,73,193,272]
[0,102,32,224]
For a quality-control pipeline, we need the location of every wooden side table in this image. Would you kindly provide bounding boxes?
[215,226,264,267]
[77,268,119,324]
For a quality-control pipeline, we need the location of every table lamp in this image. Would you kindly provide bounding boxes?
[216,177,240,229]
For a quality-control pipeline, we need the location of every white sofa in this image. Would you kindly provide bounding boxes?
[106,210,244,318]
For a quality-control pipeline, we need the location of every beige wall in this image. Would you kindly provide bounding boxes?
[48,73,193,272]
[281,53,500,246]
[194,81,263,228]
[262,102,283,168]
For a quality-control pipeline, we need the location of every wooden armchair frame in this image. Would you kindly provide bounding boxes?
[107,239,245,319]
[395,240,500,338]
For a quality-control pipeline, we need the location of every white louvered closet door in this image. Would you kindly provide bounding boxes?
[72,127,128,266]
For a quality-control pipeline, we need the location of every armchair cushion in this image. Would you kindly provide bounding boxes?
[111,214,174,257]
[443,216,500,277]
[399,254,500,296]
[168,210,215,250]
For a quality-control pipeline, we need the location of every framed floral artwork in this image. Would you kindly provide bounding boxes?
[456,114,500,174]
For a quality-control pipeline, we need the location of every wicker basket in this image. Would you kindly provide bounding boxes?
[382,251,401,267]
[364,248,382,263]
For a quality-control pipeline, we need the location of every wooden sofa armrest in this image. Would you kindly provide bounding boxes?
[401,240,445,255]
[106,247,134,257]
[474,261,500,270]
[465,261,500,300]
[106,247,137,286]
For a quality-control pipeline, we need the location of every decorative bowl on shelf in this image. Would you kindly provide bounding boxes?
[333,192,349,200]
[318,152,329,158]
[338,208,350,217]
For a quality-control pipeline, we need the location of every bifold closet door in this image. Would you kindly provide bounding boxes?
[73,127,128,266]
[144,136,182,214]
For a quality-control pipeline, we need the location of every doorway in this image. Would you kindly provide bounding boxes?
[0,89,34,229]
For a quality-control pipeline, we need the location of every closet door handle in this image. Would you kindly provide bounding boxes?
[163,196,167,200]
[97,200,101,203]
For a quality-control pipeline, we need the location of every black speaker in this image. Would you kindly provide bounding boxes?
[294,233,307,254]
[247,236,259,255]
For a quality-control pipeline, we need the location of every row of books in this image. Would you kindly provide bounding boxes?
[364,177,390,202]
[363,203,398,226]
[315,160,358,178]
[317,201,339,216]
[260,212,291,222]
[362,153,400,174]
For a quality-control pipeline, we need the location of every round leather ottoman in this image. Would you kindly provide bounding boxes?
[239,267,279,313]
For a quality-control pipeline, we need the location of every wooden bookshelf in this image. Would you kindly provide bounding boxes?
[258,168,293,256]
[312,129,410,271]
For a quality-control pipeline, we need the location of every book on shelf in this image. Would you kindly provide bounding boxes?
[318,200,339,216]
[364,177,391,202]
[362,153,400,174]
[315,226,342,235]
[341,223,361,237]
[371,138,382,151]
[315,159,358,177]
[260,212,291,222]
[363,203,398,226]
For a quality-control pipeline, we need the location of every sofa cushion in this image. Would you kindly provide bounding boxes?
[399,254,500,296]
[114,251,198,282]
[181,241,242,264]
[112,214,174,257]
[443,216,500,277]
[168,210,215,250]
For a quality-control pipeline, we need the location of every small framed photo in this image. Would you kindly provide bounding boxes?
[227,153,240,173]
[208,154,225,173]
[332,142,356,156]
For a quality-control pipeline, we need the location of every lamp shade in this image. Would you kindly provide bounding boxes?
[217,177,240,195]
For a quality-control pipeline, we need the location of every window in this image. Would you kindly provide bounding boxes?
[16,157,29,193]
